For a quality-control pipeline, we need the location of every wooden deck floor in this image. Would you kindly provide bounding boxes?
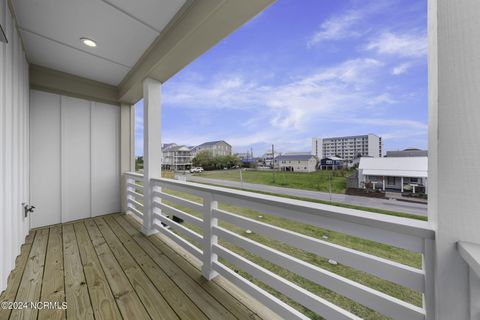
[0,214,277,320]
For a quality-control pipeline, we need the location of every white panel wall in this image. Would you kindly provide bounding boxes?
[92,103,120,216]
[0,0,30,293]
[30,90,121,229]
[61,96,92,222]
[29,91,61,228]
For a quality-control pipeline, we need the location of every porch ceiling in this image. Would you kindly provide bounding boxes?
[12,0,187,86]
[10,0,275,104]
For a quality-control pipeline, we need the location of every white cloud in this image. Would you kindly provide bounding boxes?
[307,11,362,47]
[163,57,429,153]
[344,118,427,130]
[307,1,396,47]
[164,58,387,132]
[392,62,412,75]
[365,31,427,57]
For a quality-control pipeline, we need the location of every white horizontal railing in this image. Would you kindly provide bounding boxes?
[124,172,144,220]
[457,241,480,319]
[124,173,436,320]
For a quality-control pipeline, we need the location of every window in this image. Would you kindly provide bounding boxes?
[387,177,397,185]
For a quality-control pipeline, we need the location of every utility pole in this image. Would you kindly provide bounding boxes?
[272,144,275,183]
[329,171,332,202]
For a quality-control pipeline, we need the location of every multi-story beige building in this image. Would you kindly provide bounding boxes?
[192,140,232,157]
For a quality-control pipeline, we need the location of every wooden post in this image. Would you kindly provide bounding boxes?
[142,78,162,236]
[202,193,219,280]
[120,103,134,213]
[423,238,436,320]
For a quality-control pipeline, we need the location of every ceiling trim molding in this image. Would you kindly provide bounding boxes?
[100,0,162,34]
[30,64,120,105]
[118,0,275,104]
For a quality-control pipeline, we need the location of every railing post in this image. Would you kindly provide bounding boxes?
[469,269,480,319]
[120,103,134,213]
[202,193,219,280]
[423,238,436,320]
[142,78,162,236]
[124,176,134,213]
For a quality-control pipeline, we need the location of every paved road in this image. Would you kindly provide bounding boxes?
[185,175,428,216]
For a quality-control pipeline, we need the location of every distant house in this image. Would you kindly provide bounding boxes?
[235,153,249,161]
[358,157,428,194]
[192,140,232,157]
[275,154,318,172]
[386,148,428,157]
[319,156,345,170]
[261,151,281,167]
[162,144,193,170]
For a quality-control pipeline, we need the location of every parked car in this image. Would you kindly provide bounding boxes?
[190,167,204,173]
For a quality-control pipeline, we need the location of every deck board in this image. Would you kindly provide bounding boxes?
[84,219,151,320]
[63,224,94,320]
[94,218,180,320]
[38,225,65,320]
[105,215,240,320]
[0,214,278,320]
[0,232,36,320]
[73,222,122,320]
[9,229,49,320]
[116,215,273,320]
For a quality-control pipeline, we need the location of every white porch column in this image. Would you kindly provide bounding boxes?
[430,0,480,318]
[400,177,404,192]
[120,103,135,213]
[142,78,162,235]
[382,177,385,191]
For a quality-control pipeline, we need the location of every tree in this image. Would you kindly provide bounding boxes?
[192,151,215,170]
[135,156,144,171]
[192,151,241,170]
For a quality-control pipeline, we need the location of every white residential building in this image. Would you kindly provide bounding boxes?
[358,157,428,193]
[162,144,193,170]
[312,134,383,161]
[275,154,318,172]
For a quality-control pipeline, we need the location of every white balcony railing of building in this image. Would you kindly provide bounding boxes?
[124,172,435,320]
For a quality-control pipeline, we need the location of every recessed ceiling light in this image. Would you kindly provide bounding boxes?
[80,37,97,47]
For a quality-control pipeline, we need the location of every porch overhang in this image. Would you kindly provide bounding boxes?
[11,0,274,105]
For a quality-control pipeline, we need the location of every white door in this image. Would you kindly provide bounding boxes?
[30,90,120,228]
[30,91,62,228]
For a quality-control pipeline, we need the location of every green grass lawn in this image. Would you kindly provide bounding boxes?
[195,182,427,221]
[161,188,423,320]
[195,169,351,194]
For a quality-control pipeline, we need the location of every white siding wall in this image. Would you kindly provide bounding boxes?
[0,0,30,293]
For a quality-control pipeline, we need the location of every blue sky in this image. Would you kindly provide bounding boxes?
[136,0,427,156]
